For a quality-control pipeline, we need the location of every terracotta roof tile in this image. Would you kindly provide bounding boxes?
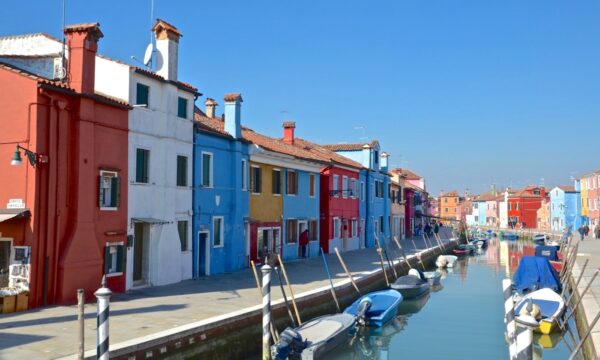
[440,191,459,197]
[557,185,576,192]
[391,168,422,180]
[323,139,380,152]
[152,19,182,36]
[64,23,102,33]
[0,61,71,89]
[292,138,363,170]
[224,93,242,102]
[283,121,296,128]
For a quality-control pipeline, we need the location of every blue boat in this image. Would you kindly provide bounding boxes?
[344,289,403,327]
[502,232,518,240]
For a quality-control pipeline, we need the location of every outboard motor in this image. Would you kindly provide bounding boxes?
[272,327,306,360]
[408,268,426,281]
[356,297,373,326]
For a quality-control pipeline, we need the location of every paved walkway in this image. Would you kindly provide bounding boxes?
[570,234,600,359]
[0,229,454,359]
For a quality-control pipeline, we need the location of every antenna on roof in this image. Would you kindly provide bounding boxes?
[58,0,67,81]
[132,0,154,69]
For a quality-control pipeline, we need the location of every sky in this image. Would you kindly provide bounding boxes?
[3,1,600,195]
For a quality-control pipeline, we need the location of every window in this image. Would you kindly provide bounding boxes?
[333,218,341,238]
[445,207,449,212]
[533,189,540,195]
[104,243,125,276]
[273,169,282,195]
[374,180,384,198]
[351,219,357,238]
[136,83,149,106]
[177,97,188,118]
[286,170,297,195]
[286,219,298,244]
[333,175,339,197]
[241,159,247,190]
[99,170,120,209]
[380,216,384,233]
[342,176,348,199]
[360,182,365,201]
[516,203,520,210]
[201,152,213,187]
[251,166,262,193]
[444,198,448,203]
[213,217,224,247]
[178,220,188,251]
[135,148,149,183]
[374,150,379,164]
[309,174,316,197]
[309,220,318,241]
[176,155,188,186]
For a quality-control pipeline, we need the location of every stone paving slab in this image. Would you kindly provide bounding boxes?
[0,229,454,360]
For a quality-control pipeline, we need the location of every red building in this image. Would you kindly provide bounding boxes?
[0,23,129,307]
[289,138,363,254]
[507,186,546,229]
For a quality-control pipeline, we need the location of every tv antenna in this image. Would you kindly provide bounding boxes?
[131,0,154,68]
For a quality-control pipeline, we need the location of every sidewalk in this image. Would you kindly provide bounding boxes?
[570,235,600,359]
[0,229,454,359]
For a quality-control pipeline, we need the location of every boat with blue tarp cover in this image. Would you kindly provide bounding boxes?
[513,256,561,294]
[344,289,403,327]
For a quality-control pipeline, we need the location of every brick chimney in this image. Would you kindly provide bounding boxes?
[283,121,296,145]
[152,19,181,80]
[64,23,103,94]
[205,98,217,118]
[224,93,242,139]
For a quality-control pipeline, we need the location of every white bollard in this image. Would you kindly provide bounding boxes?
[95,276,112,360]
[262,264,272,360]
[503,279,517,359]
[514,312,538,360]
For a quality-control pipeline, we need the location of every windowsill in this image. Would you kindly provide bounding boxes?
[181,250,191,254]
[100,207,118,211]
[273,194,282,197]
[201,185,214,189]
[131,181,151,186]
[286,194,297,197]
[106,272,123,278]
[252,192,261,196]
[213,245,224,248]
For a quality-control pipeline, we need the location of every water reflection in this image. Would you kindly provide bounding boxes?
[327,238,577,360]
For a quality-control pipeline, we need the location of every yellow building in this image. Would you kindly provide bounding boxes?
[439,191,459,224]
[580,179,589,224]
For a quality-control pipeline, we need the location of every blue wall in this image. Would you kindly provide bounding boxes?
[282,168,321,260]
[477,201,487,226]
[551,188,582,232]
[193,130,249,276]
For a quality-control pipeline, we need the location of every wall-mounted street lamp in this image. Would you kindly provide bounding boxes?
[11,145,48,167]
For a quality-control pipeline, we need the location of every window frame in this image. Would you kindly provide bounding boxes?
[309,174,316,197]
[99,170,120,211]
[286,169,298,196]
[351,219,357,238]
[333,175,339,198]
[177,96,188,119]
[104,242,125,277]
[176,155,188,187]
[272,168,282,196]
[342,176,349,199]
[286,219,298,244]
[201,151,214,188]
[135,83,150,107]
[241,159,248,191]
[135,148,150,184]
[333,217,341,239]
[361,181,365,202]
[250,165,262,194]
[212,216,225,248]
[308,219,318,241]
[177,220,189,252]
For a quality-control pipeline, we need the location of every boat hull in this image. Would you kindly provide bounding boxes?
[391,283,429,299]
[344,289,403,327]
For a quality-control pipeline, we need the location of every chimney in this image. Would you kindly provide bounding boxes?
[362,144,371,168]
[283,121,296,145]
[64,23,103,94]
[380,152,389,171]
[205,98,217,118]
[224,93,242,138]
[152,19,181,80]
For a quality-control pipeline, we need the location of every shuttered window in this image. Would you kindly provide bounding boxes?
[286,170,297,195]
[250,166,261,193]
[272,169,282,195]
[104,243,125,275]
[177,97,188,118]
[177,155,188,186]
[178,221,188,251]
[136,148,149,183]
[136,83,149,106]
[99,171,120,209]
[201,152,213,187]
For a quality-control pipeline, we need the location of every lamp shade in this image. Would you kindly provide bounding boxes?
[11,147,22,166]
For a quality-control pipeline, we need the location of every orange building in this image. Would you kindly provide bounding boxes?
[439,191,459,224]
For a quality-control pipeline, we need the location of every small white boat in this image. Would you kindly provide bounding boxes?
[436,255,458,268]
[514,288,566,335]
[423,271,441,286]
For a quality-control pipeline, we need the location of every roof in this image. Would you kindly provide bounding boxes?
[391,168,422,180]
[292,137,363,170]
[0,32,61,42]
[224,93,242,102]
[579,169,600,179]
[556,185,576,193]
[152,19,182,37]
[509,188,543,199]
[476,192,497,202]
[440,190,459,197]
[323,139,380,152]
[64,23,102,34]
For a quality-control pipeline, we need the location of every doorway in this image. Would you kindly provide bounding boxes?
[197,231,210,277]
[0,239,11,288]
[298,221,308,257]
[342,219,349,251]
[132,222,149,286]
[257,227,281,263]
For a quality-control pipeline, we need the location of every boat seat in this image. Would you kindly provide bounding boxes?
[515,299,559,319]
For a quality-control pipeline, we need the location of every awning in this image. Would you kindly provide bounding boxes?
[131,217,170,225]
[0,209,31,223]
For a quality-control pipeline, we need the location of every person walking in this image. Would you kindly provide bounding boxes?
[299,229,309,258]
[595,224,600,239]
[434,222,440,236]
[578,225,585,241]
[584,225,590,240]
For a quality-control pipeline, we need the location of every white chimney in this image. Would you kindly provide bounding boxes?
[205,98,217,118]
[152,19,181,81]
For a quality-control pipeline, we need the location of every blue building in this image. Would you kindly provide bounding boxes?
[324,141,390,248]
[550,185,582,232]
[192,94,249,276]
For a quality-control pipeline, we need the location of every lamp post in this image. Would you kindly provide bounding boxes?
[10,144,47,167]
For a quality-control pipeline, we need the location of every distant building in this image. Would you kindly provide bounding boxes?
[537,198,550,231]
[439,191,459,225]
[507,186,546,229]
[549,185,582,233]
[577,170,600,229]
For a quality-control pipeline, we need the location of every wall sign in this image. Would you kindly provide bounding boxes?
[7,199,25,209]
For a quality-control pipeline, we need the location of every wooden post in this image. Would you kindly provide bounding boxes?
[320,248,341,312]
[77,289,84,360]
[277,254,302,325]
[562,269,599,326]
[393,236,412,269]
[562,258,589,300]
[334,247,360,295]
[568,311,600,360]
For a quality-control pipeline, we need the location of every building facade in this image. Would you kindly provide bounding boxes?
[439,191,459,224]
[578,170,600,229]
[549,186,581,233]
[537,198,550,231]
[507,186,546,229]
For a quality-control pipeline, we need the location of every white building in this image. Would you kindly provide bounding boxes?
[498,190,510,228]
[94,19,197,289]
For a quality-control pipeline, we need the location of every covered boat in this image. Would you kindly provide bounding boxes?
[514,288,566,334]
[513,256,562,294]
[535,245,563,272]
[423,271,441,286]
[436,255,458,268]
[390,269,430,299]
[271,313,355,360]
[344,289,403,327]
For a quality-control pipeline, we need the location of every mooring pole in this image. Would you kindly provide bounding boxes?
[250,261,278,342]
[562,269,599,326]
[277,254,302,325]
[320,248,341,312]
[261,264,273,360]
[562,258,589,301]
[393,236,412,269]
[514,300,539,360]
[95,276,112,360]
[77,289,84,360]
[334,247,360,295]
[503,279,517,359]
[568,311,600,360]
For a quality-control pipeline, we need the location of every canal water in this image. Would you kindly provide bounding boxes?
[327,238,580,360]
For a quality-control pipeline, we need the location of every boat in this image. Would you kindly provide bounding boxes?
[535,245,563,273]
[452,244,474,255]
[436,255,458,268]
[471,238,488,248]
[514,288,566,334]
[390,269,430,299]
[423,271,441,286]
[344,289,403,327]
[532,234,547,244]
[502,232,518,240]
[513,256,562,294]
[271,313,355,360]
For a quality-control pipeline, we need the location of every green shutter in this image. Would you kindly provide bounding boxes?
[178,97,187,118]
[104,246,110,275]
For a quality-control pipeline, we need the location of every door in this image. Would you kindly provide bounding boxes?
[298,221,308,257]
[257,227,281,262]
[197,231,209,276]
[342,219,349,251]
[133,223,145,283]
[0,240,11,287]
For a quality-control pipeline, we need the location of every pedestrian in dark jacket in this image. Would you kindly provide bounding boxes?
[578,225,585,241]
[299,229,310,258]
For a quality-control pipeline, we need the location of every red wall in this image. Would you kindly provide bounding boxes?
[508,197,543,229]
[319,167,359,253]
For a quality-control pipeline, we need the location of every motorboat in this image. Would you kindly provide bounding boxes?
[514,288,566,334]
[532,234,548,244]
[271,313,355,360]
[513,256,562,294]
[423,271,441,286]
[344,289,403,327]
[390,269,430,299]
[502,232,518,240]
[436,255,458,268]
[452,244,475,255]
